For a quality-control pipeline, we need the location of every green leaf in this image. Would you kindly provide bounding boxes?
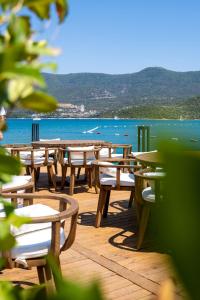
[2,65,46,87]
[55,0,68,23]
[0,223,15,251]
[0,155,21,181]
[0,200,14,217]
[24,0,53,20]
[8,214,31,228]
[19,91,57,112]
[8,79,33,102]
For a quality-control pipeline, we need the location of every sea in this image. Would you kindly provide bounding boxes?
[2,118,200,150]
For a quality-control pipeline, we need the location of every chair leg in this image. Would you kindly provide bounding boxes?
[77,167,81,179]
[61,165,67,189]
[88,168,92,188]
[69,167,75,195]
[54,159,58,175]
[51,257,62,290]
[128,189,135,208]
[95,185,99,194]
[103,190,111,218]
[136,204,151,250]
[44,264,54,293]
[95,188,107,227]
[37,266,45,284]
[47,165,57,190]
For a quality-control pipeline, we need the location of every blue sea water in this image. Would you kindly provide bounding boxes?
[2,118,200,150]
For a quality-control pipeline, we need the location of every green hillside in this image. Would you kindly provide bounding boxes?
[43,67,200,114]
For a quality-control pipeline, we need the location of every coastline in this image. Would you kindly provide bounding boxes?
[7,117,200,121]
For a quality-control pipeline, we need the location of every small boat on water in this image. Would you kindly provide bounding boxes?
[32,117,41,121]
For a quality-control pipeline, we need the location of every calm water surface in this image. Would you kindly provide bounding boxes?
[2,118,200,150]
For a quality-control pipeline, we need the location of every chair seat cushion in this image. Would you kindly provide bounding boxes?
[21,157,54,165]
[131,150,157,158]
[63,158,94,166]
[12,226,65,260]
[99,148,113,158]
[98,161,116,177]
[111,153,123,158]
[0,203,65,260]
[142,187,155,202]
[0,203,60,236]
[12,204,65,260]
[2,175,32,191]
[100,173,135,187]
[19,151,45,159]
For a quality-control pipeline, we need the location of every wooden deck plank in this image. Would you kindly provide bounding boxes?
[0,166,178,299]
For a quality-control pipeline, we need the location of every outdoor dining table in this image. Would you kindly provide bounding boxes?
[32,140,111,148]
[135,151,164,167]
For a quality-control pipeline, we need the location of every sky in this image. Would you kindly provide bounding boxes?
[36,0,200,74]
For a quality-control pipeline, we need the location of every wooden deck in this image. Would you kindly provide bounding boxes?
[1,167,175,299]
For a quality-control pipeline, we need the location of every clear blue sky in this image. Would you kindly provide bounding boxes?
[37,0,200,74]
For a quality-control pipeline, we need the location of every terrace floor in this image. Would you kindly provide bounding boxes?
[1,167,180,299]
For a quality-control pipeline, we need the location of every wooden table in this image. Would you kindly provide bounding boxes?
[135,151,164,167]
[32,140,110,148]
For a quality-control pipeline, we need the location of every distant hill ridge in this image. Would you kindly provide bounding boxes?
[43,67,200,113]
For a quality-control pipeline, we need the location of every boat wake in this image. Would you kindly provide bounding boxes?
[82,126,99,134]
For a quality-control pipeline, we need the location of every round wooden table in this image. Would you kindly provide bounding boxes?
[135,152,164,167]
[32,140,111,148]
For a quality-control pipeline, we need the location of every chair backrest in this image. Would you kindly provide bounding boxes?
[134,168,166,205]
[94,158,136,190]
[0,193,79,269]
[10,147,49,167]
[99,144,132,159]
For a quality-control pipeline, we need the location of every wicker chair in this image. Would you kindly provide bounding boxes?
[0,193,79,290]
[134,168,165,249]
[94,158,137,227]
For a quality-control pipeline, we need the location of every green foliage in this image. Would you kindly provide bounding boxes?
[29,68,200,117]
[0,0,68,112]
[153,142,200,299]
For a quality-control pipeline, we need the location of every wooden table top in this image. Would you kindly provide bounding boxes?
[32,140,111,148]
[135,151,164,167]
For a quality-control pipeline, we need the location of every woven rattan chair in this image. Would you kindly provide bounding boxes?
[0,193,79,290]
[134,168,165,249]
[94,158,137,227]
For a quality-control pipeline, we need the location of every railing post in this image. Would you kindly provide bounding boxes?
[137,126,150,152]
[32,123,39,141]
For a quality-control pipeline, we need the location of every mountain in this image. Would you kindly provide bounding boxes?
[43,67,200,114]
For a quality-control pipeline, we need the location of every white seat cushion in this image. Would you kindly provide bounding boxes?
[100,173,135,187]
[98,161,116,177]
[131,150,158,158]
[19,151,45,159]
[111,153,123,158]
[63,158,94,166]
[2,175,32,191]
[0,203,65,260]
[99,148,113,158]
[142,187,155,203]
[12,226,65,260]
[67,146,95,160]
[0,203,60,236]
[21,157,53,165]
